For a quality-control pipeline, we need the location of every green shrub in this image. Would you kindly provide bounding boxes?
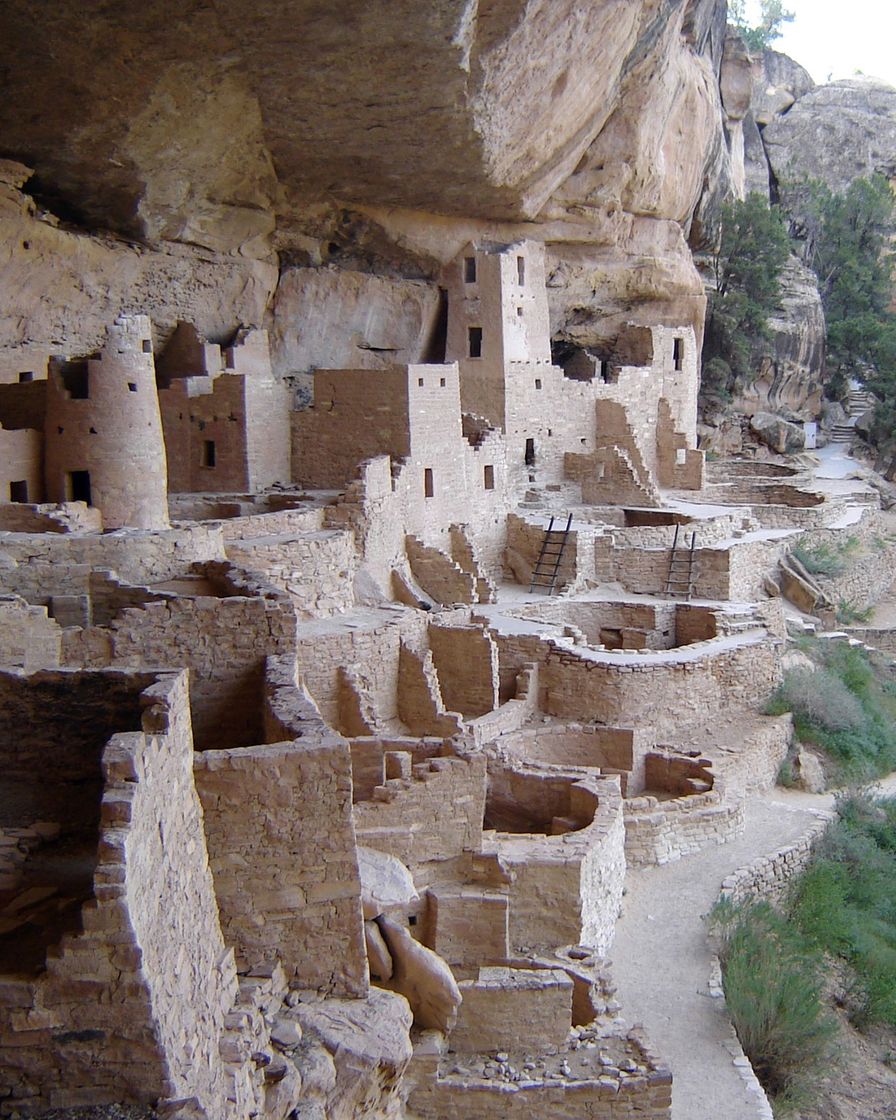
[789,793,896,1030]
[766,644,896,780]
[712,899,838,1113]
[767,667,865,732]
[835,600,873,625]
[792,537,860,579]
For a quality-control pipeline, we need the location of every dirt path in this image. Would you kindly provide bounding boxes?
[611,791,833,1120]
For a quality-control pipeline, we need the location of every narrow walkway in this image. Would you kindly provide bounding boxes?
[611,791,831,1120]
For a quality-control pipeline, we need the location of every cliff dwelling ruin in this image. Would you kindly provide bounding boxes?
[2,3,896,1118]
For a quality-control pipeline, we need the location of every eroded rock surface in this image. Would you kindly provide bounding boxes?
[764,78,896,198]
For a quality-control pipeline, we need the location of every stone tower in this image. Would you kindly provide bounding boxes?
[45,315,169,530]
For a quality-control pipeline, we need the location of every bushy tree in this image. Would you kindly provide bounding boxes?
[799,174,896,404]
[728,0,795,51]
[702,193,791,401]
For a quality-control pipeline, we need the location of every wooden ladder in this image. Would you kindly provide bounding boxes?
[664,524,697,600]
[529,514,573,595]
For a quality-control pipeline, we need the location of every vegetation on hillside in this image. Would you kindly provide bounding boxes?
[700,170,896,455]
[702,193,791,402]
[795,174,896,403]
[714,792,896,1115]
[766,640,896,782]
[713,897,837,1115]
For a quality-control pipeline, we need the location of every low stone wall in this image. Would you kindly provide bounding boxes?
[717,815,830,907]
[493,724,653,796]
[226,528,357,617]
[843,626,896,655]
[353,747,487,874]
[485,771,625,958]
[539,634,782,739]
[624,790,744,868]
[0,596,61,669]
[0,523,225,605]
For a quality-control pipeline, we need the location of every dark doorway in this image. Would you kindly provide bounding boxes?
[524,438,535,467]
[68,470,91,505]
[9,480,28,503]
[468,327,483,359]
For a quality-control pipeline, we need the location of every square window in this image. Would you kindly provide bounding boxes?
[17,371,33,383]
[9,480,28,503]
[128,382,137,392]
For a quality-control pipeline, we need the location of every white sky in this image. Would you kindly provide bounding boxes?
[743,0,896,89]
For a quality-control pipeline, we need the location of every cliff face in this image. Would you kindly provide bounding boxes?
[705,57,896,437]
[0,0,736,374]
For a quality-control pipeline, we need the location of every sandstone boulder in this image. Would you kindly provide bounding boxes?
[793,747,826,793]
[357,846,419,921]
[778,554,825,613]
[293,988,412,1118]
[376,915,462,1033]
[765,78,896,201]
[750,411,806,454]
[751,49,815,126]
[365,919,394,983]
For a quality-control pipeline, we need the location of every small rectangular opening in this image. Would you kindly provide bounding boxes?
[142,339,153,354]
[516,306,523,317]
[59,361,89,400]
[128,382,138,392]
[424,468,434,499]
[535,378,542,390]
[464,257,477,283]
[468,327,483,359]
[418,377,424,387]
[483,464,495,491]
[439,377,446,387]
[673,337,684,371]
[517,255,525,285]
[67,470,91,505]
[676,448,688,466]
[202,439,216,468]
[17,371,33,383]
[524,438,535,467]
[9,480,28,503]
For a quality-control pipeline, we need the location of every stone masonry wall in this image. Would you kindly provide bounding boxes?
[539,636,782,737]
[0,523,226,606]
[60,584,296,751]
[429,623,499,718]
[353,749,487,875]
[194,739,368,996]
[0,671,261,1118]
[0,596,62,669]
[226,527,357,617]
